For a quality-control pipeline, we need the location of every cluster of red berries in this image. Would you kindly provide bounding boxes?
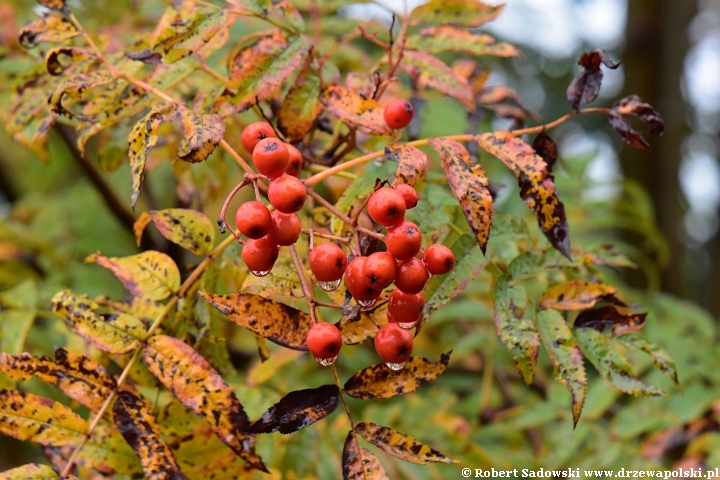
[235,122,306,275]
[305,183,455,370]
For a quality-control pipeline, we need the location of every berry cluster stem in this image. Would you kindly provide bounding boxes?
[305,188,385,242]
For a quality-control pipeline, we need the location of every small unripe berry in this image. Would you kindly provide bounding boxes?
[252,137,289,178]
[393,183,419,209]
[268,211,301,246]
[386,220,422,261]
[309,243,348,282]
[268,175,307,213]
[306,322,342,359]
[423,244,455,275]
[374,323,413,364]
[384,99,414,130]
[367,188,406,227]
[241,236,279,273]
[241,122,276,153]
[394,258,429,294]
[235,201,272,240]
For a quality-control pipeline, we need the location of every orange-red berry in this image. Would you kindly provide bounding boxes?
[362,251,396,290]
[345,256,381,304]
[241,122,276,153]
[374,323,413,364]
[394,258,429,294]
[384,99,414,130]
[367,188,406,227]
[388,289,425,324]
[309,243,348,282]
[235,201,272,240]
[241,236,279,273]
[268,211,301,246]
[306,322,342,359]
[268,175,307,213]
[423,244,455,275]
[386,220,422,261]
[285,143,303,177]
[252,137,289,179]
[393,183,419,209]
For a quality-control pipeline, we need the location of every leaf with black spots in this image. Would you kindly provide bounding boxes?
[540,281,625,311]
[401,51,474,111]
[566,49,619,110]
[409,0,504,27]
[536,309,586,426]
[112,390,187,480]
[141,335,266,472]
[177,107,225,163]
[354,422,456,464]
[477,130,570,258]
[248,384,339,434]
[319,86,392,135]
[574,327,664,397]
[615,333,678,385]
[49,70,115,117]
[134,209,215,255]
[85,251,180,301]
[201,292,311,350]
[45,47,94,76]
[277,58,322,143]
[0,389,88,446]
[19,14,78,49]
[0,463,60,479]
[344,353,450,399]
[494,276,539,384]
[386,145,428,187]
[573,306,646,336]
[342,431,389,480]
[429,138,493,252]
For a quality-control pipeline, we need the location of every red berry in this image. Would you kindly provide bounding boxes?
[384,99,414,130]
[388,289,424,324]
[285,143,303,177]
[362,251,396,290]
[241,122,276,153]
[241,236,279,273]
[268,211,301,246]
[393,183,419,209]
[234,201,272,240]
[367,188,406,227]
[374,323,413,364]
[309,243,348,282]
[253,137,289,178]
[386,220,422,261]
[394,258,429,294]
[268,175,307,213]
[306,322,342,359]
[345,256,382,304]
[423,244,455,275]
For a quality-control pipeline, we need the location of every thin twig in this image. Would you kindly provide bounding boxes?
[287,244,318,323]
[332,364,356,429]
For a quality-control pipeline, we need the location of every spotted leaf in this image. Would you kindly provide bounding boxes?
[49,70,115,117]
[409,0,504,27]
[248,384,339,435]
[176,107,225,163]
[401,51,474,111]
[19,14,78,49]
[134,209,215,255]
[45,47,95,76]
[540,281,624,311]
[615,333,678,385]
[354,422,456,465]
[319,86,392,135]
[85,251,180,301]
[0,463,60,479]
[407,27,520,58]
[277,57,322,143]
[75,424,143,476]
[342,431,389,480]
[573,306,646,336]
[385,144,428,187]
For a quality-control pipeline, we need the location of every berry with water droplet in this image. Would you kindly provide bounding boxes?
[374,323,413,366]
[268,211,301,246]
[241,236,279,273]
[362,251,396,290]
[306,322,342,361]
[235,201,272,240]
[345,256,382,305]
[309,243,348,282]
[388,289,424,325]
[394,258,429,294]
[268,174,307,213]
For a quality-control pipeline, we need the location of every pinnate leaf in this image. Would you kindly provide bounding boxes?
[0,463,60,479]
[142,335,266,471]
[0,348,116,412]
[615,333,678,385]
[354,422,456,464]
[85,251,180,301]
[112,390,188,480]
[277,59,322,143]
[319,86,392,135]
[344,352,450,399]
[573,306,646,336]
[342,431,389,480]
[0,389,88,446]
[50,290,146,354]
[201,292,311,350]
[540,281,623,311]
[409,0,504,27]
[401,51,474,111]
[536,308,586,426]
[248,384,339,434]
[574,327,664,397]
[385,144,428,187]
[407,27,521,58]
[493,276,539,384]
[566,49,620,110]
[134,209,215,255]
[477,130,570,258]
[429,138,493,253]
[19,14,78,49]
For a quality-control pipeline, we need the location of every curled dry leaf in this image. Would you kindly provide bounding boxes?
[142,335,266,472]
[531,131,558,174]
[401,51,474,111]
[493,276,539,385]
[409,0,504,27]
[19,14,78,49]
[50,290,146,354]
[85,251,180,301]
[536,309,586,426]
[354,422,456,465]
[540,281,625,311]
[608,110,649,149]
[0,349,116,412]
[429,138,493,253]
[201,292,311,350]
[134,209,216,255]
[343,352,451,399]
[112,390,188,480]
[573,305,646,336]
[319,86,392,135]
[386,144,429,187]
[248,384,339,435]
[342,431,389,480]
[608,95,664,149]
[566,49,620,110]
[477,130,570,259]
[0,389,88,447]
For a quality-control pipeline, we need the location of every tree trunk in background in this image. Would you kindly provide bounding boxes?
[621,1,696,304]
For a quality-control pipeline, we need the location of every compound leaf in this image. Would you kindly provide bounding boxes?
[354,422,456,465]
[248,384,339,434]
[134,209,215,255]
[85,251,180,301]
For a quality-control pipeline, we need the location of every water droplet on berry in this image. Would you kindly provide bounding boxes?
[318,279,342,292]
[357,298,376,308]
[314,355,337,367]
[396,320,419,330]
[250,269,271,277]
[385,361,407,371]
